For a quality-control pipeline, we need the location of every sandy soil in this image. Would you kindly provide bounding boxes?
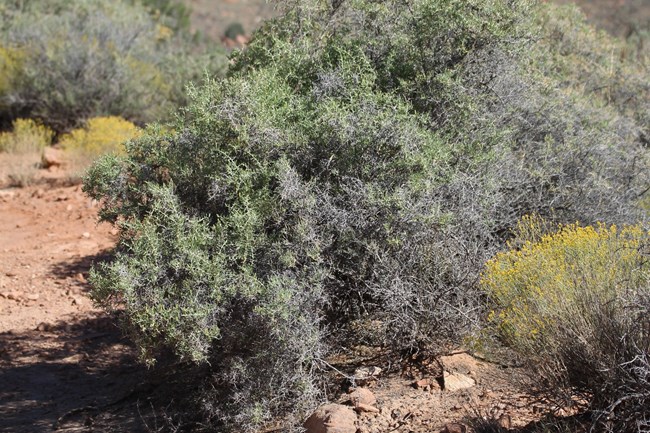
[0,178,155,433]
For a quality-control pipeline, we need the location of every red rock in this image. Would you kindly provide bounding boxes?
[42,147,63,168]
[348,387,376,407]
[498,414,512,429]
[354,403,379,413]
[414,378,433,389]
[443,371,475,392]
[304,404,357,433]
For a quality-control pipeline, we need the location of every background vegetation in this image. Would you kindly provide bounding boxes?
[0,0,226,133]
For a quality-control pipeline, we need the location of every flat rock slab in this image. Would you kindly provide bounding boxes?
[443,371,475,392]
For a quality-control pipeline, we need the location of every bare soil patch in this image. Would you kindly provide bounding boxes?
[0,174,154,432]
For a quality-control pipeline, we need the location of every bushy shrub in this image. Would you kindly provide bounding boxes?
[527,3,649,132]
[483,216,650,432]
[84,0,649,430]
[59,116,141,157]
[137,0,192,34]
[0,45,23,110]
[0,118,53,154]
[0,0,226,132]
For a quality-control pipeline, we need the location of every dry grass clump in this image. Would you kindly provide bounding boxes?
[0,118,54,186]
[0,118,53,154]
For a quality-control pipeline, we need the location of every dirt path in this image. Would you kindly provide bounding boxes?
[0,182,152,432]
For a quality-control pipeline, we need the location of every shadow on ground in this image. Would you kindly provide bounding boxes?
[0,314,155,433]
[468,412,590,433]
[50,249,114,282]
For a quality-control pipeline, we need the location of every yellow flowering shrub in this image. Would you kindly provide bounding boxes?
[59,116,141,157]
[0,118,54,154]
[482,215,649,350]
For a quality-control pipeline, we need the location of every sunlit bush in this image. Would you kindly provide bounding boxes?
[59,116,141,158]
[483,216,650,432]
[0,118,53,154]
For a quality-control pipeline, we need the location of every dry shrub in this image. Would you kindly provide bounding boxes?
[83,1,649,431]
[59,116,141,157]
[0,118,53,153]
[0,118,53,185]
[483,216,650,432]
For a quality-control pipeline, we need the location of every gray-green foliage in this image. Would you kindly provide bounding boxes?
[0,0,226,132]
[84,0,649,430]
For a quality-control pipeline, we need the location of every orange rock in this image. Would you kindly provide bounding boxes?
[42,147,63,168]
[348,387,376,407]
[304,404,357,433]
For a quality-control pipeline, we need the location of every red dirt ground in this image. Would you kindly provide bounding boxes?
[0,176,157,432]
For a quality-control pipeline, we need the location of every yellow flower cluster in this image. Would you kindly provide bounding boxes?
[482,216,649,346]
[59,116,141,158]
[0,118,54,154]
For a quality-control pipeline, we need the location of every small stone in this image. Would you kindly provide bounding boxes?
[354,403,380,413]
[75,273,87,284]
[62,354,84,364]
[0,190,16,200]
[26,293,40,301]
[443,371,475,392]
[353,366,382,384]
[66,204,73,212]
[42,147,63,168]
[36,322,50,332]
[304,403,357,433]
[110,228,119,236]
[71,297,83,306]
[347,387,376,407]
[32,188,45,199]
[81,232,91,239]
[441,423,466,433]
[414,378,434,389]
[5,271,17,277]
[498,414,512,429]
[5,292,22,301]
